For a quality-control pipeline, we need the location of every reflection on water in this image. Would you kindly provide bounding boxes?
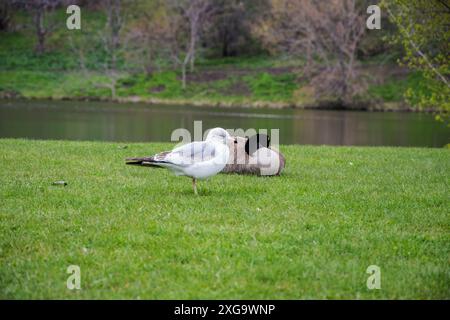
[0,99,448,147]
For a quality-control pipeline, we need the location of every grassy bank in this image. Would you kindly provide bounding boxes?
[0,139,449,299]
[0,29,425,109]
[0,63,426,110]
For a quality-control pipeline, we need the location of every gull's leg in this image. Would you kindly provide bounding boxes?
[192,178,198,195]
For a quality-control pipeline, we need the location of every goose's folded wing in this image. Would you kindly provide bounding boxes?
[167,141,217,166]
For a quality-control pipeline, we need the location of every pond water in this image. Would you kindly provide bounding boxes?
[0,99,448,147]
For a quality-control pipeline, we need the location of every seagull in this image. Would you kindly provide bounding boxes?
[126,128,231,194]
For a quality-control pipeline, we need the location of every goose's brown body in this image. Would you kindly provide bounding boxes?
[222,136,285,176]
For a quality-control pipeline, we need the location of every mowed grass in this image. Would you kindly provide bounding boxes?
[0,139,449,299]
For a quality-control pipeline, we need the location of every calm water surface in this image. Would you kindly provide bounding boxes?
[0,99,448,147]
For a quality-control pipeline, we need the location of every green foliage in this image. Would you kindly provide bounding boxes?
[0,8,113,71]
[245,73,297,101]
[197,55,276,69]
[0,139,449,298]
[382,0,450,121]
[0,70,116,99]
[117,72,183,98]
[368,72,427,102]
[0,33,77,70]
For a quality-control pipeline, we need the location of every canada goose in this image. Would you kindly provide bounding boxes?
[222,133,285,176]
[126,128,231,194]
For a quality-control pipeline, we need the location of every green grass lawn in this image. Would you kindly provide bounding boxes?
[0,139,448,299]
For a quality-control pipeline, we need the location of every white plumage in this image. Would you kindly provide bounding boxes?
[126,128,231,194]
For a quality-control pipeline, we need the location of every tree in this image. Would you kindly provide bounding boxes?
[97,0,127,99]
[255,0,367,106]
[70,0,127,99]
[167,0,213,89]
[382,0,450,122]
[0,0,13,31]
[203,0,269,57]
[124,0,171,75]
[21,0,67,55]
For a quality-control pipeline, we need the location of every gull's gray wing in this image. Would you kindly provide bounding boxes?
[167,141,216,166]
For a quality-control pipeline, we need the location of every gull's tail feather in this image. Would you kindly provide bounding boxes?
[126,151,170,167]
[125,157,156,166]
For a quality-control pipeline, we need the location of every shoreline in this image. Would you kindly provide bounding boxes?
[0,94,437,113]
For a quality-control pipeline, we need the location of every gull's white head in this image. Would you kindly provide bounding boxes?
[206,127,231,144]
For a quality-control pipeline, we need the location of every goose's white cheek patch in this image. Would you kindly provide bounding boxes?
[254,148,281,176]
